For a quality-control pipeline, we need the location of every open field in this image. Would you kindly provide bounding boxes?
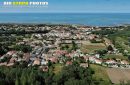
[103,54,128,60]
[81,41,106,53]
[115,37,130,51]
[91,64,130,85]
[107,68,130,84]
[90,64,110,83]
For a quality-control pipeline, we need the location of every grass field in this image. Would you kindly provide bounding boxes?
[81,41,106,53]
[53,64,63,74]
[90,64,123,85]
[103,54,128,60]
[91,64,130,84]
[114,36,130,53]
[90,64,110,82]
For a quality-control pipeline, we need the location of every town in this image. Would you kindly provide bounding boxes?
[0,24,130,68]
[0,24,130,84]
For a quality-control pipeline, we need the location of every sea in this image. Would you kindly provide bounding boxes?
[0,13,130,26]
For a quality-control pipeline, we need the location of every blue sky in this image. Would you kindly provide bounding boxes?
[0,0,130,13]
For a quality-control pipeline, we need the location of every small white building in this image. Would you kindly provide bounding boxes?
[95,59,102,64]
[105,60,117,64]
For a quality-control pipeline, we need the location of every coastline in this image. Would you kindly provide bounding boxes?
[0,23,129,28]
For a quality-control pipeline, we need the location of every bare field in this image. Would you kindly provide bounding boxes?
[107,68,130,84]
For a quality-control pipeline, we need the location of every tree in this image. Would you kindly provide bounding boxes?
[15,76,20,85]
[64,78,80,85]
[128,55,130,61]
[72,41,78,51]
[0,46,8,56]
[13,44,32,53]
[47,60,52,67]
[96,50,107,56]
[107,45,113,51]
[61,46,65,50]
[65,45,69,50]
[0,57,8,63]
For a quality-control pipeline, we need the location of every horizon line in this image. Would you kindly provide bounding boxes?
[1,12,130,13]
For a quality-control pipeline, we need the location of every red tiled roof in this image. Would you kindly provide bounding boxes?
[66,61,72,65]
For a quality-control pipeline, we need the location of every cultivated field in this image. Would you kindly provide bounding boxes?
[107,68,130,84]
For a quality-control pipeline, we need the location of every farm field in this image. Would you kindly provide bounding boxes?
[107,68,130,84]
[91,64,130,85]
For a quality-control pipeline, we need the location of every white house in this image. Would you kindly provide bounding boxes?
[95,59,102,64]
[105,60,117,64]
